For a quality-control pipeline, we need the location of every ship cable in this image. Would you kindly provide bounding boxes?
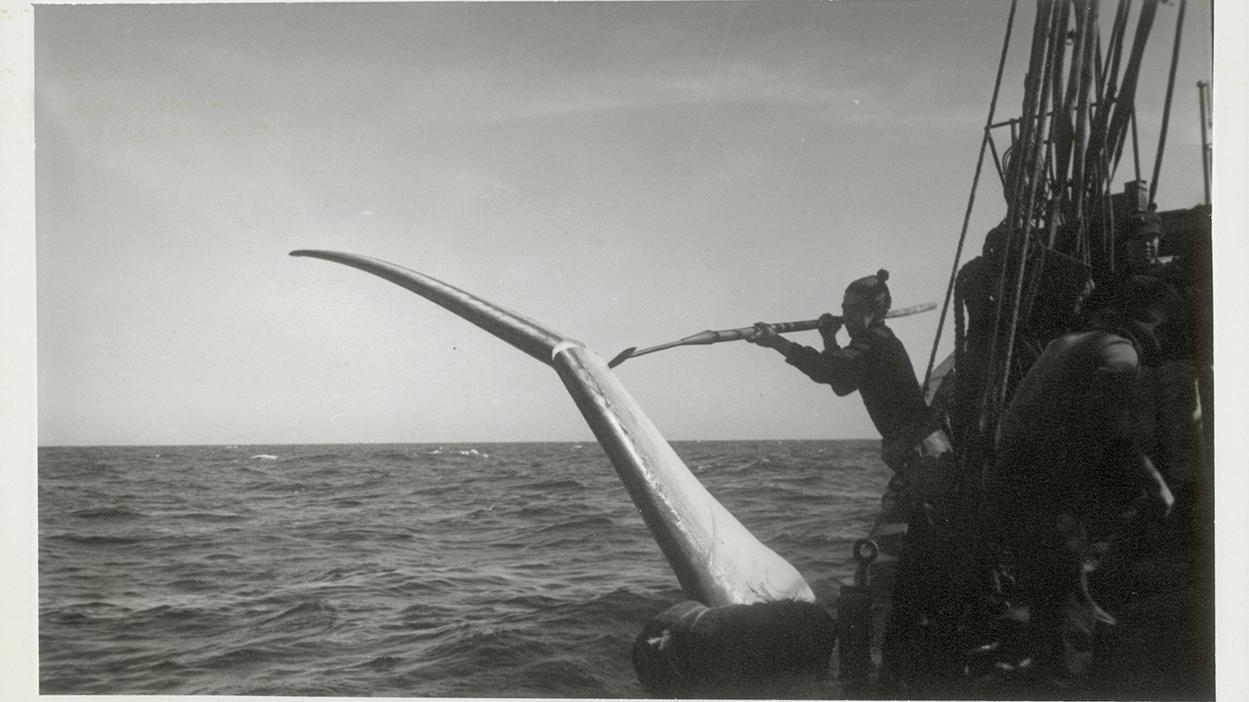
[985,0,1063,442]
[920,0,1020,398]
[1148,0,1188,207]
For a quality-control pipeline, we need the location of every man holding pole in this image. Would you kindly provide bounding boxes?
[748,269,949,498]
[748,269,960,688]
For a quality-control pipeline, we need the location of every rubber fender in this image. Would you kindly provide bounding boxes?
[837,583,874,681]
[632,599,836,697]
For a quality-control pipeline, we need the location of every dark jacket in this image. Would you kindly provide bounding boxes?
[986,328,1149,541]
[782,323,930,444]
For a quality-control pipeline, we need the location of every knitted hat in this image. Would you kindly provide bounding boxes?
[984,221,1009,257]
[844,269,892,315]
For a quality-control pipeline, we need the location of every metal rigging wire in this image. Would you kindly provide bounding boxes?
[1149,0,1188,206]
[920,0,1020,397]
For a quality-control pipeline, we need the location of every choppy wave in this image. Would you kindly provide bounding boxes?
[39,440,884,696]
[69,506,149,520]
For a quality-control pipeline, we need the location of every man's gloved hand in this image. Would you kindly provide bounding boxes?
[747,322,789,352]
[818,312,842,346]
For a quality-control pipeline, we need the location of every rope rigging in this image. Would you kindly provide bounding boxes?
[924,0,1190,494]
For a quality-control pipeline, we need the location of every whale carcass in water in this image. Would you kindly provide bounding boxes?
[292,250,834,694]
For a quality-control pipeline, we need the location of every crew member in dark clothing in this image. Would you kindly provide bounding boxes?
[1123,210,1163,274]
[953,222,1008,447]
[749,269,959,688]
[1081,210,1166,328]
[748,269,939,474]
[981,274,1183,687]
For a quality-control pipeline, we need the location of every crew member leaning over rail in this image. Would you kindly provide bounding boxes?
[980,274,1185,688]
[748,269,959,687]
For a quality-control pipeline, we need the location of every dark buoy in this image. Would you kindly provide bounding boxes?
[632,599,836,697]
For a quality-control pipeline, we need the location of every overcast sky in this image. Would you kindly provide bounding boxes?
[27,1,1215,446]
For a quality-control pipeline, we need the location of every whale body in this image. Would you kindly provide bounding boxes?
[291,249,814,606]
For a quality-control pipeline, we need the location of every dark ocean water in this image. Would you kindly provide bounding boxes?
[39,440,890,697]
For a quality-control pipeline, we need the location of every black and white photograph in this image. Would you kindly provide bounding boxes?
[4,0,1243,698]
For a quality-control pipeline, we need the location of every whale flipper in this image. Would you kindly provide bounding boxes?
[291,249,814,606]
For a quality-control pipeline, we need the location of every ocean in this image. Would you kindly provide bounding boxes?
[38,440,890,697]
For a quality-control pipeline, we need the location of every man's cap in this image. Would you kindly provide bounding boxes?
[1125,211,1162,239]
[844,269,892,314]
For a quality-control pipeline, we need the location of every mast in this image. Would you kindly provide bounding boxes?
[1197,79,1211,205]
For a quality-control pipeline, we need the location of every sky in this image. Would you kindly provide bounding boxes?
[17,0,1219,445]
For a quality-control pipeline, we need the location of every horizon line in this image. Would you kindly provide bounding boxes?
[35,437,882,450]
